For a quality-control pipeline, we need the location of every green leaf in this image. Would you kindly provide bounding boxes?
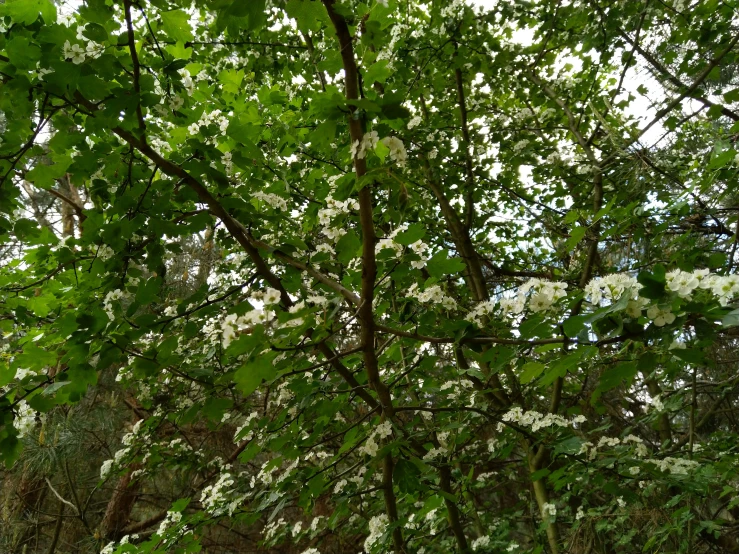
[82,23,108,43]
[374,139,389,162]
[202,397,234,422]
[563,314,588,337]
[637,265,666,300]
[394,223,425,246]
[161,10,194,43]
[234,354,277,396]
[364,60,392,84]
[394,458,422,493]
[596,361,638,394]
[41,381,71,396]
[336,229,360,265]
[566,225,586,250]
[723,308,739,328]
[426,250,466,278]
[671,348,706,365]
[1,0,56,25]
[519,361,545,384]
[723,88,739,103]
[13,345,57,371]
[480,346,515,371]
[285,0,329,32]
[135,277,162,305]
[530,468,550,482]
[5,37,42,68]
[25,157,74,189]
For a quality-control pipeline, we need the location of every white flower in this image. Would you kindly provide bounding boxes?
[513,139,529,152]
[528,291,552,312]
[666,270,699,298]
[423,446,446,461]
[381,136,408,167]
[169,95,185,111]
[359,435,379,457]
[86,41,104,59]
[36,67,54,80]
[651,395,664,412]
[334,479,348,493]
[542,502,557,519]
[62,40,74,58]
[472,536,491,550]
[98,244,115,260]
[376,0,388,6]
[100,459,114,479]
[646,305,675,327]
[669,339,686,350]
[364,514,389,552]
[499,295,525,315]
[625,297,648,318]
[68,42,86,64]
[585,273,641,305]
[407,115,422,129]
[375,420,392,438]
[252,191,288,211]
[263,287,282,305]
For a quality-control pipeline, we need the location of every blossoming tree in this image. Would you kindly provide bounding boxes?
[2,0,739,553]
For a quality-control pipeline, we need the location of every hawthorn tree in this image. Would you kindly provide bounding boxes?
[2,0,739,552]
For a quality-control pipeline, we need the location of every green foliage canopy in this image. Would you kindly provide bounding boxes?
[2,0,739,553]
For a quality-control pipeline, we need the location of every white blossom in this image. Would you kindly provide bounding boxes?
[381,136,408,167]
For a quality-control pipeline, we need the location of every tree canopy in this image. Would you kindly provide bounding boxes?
[2,0,739,552]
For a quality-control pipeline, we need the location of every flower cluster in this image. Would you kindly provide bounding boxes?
[407,283,457,310]
[472,536,491,551]
[364,514,389,552]
[518,279,568,312]
[466,299,497,325]
[317,194,358,243]
[501,407,585,432]
[97,244,115,260]
[188,109,230,137]
[103,289,128,321]
[578,434,648,461]
[200,471,246,516]
[647,456,699,475]
[220,309,275,347]
[234,411,260,442]
[682,270,739,305]
[252,191,288,211]
[350,131,379,159]
[584,273,640,305]
[156,510,183,536]
[178,68,195,96]
[407,115,423,129]
[468,279,567,324]
[358,420,393,457]
[62,39,103,64]
[381,136,408,167]
[349,132,408,167]
[374,225,429,268]
[541,502,557,520]
[13,400,39,438]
